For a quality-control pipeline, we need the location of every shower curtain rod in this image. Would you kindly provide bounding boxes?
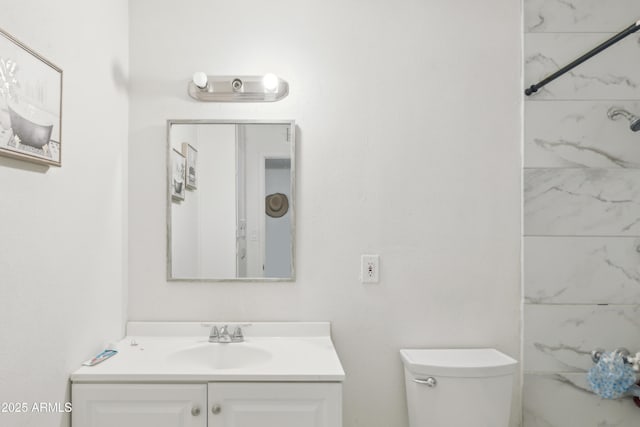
[524,19,640,96]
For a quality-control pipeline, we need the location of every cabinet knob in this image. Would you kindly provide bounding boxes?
[211,404,222,415]
[191,406,201,416]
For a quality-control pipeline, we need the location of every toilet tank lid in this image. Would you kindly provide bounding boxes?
[400,348,517,378]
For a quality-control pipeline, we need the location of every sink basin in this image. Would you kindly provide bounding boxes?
[166,342,272,370]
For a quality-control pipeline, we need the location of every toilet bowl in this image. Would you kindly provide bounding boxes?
[400,348,517,427]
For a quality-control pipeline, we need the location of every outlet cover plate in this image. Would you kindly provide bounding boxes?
[361,254,379,284]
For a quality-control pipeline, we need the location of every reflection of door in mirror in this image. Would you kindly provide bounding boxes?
[264,158,291,277]
[238,124,292,278]
[168,121,294,281]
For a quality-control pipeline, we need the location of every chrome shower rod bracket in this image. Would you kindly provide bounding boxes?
[525,19,640,96]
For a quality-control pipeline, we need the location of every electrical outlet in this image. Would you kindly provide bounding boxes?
[361,254,379,283]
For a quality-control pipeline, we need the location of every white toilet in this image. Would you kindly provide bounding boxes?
[400,348,517,427]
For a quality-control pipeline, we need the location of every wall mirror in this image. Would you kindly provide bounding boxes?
[167,120,295,281]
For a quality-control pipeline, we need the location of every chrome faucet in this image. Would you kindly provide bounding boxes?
[218,325,232,343]
[209,324,244,343]
[208,326,220,343]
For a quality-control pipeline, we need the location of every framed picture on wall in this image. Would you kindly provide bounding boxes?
[171,148,186,201]
[181,142,197,189]
[0,27,63,167]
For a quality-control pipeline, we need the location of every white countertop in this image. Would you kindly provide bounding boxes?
[70,322,345,383]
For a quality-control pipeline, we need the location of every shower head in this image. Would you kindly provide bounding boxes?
[607,107,640,132]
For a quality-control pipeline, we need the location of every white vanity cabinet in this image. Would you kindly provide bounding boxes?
[70,323,346,427]
[207,382,342,427]
[72,383,207,427]
[72,382,341,427]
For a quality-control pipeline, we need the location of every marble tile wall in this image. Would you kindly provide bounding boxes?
[524,237,640,304]
[524,169,640,236]
[523,374,640,426]
[523,1,640,425]
[525,0,640,33]
[525,101,640,168]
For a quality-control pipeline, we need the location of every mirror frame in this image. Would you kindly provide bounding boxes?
[166,119,296,282]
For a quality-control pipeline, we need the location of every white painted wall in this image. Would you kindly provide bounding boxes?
[196,125,236,278]
[0,1,129,426]
[170,124,236,278]
[128,1,522,426]
[170,124,200,277]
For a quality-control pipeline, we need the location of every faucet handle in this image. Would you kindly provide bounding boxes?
[209,326,220,342]
[232,327,244,342]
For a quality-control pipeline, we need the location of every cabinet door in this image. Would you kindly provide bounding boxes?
[72,383,207,427]
[208,382,342,427]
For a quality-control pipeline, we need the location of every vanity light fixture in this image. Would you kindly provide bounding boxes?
[188,72,289,102]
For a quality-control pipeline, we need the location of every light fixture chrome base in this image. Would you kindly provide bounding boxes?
[188,75,289,102]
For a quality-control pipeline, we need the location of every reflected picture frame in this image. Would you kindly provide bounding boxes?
[171,148,186,201]
[0,27,63,167]
[182,142,197,189]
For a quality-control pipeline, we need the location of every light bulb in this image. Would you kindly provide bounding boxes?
[262,73,279,92]
[192,72,208,89]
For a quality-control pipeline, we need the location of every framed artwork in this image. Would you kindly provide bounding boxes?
[171,148,186,201]
[0,27,63,166]
[182,142,197,189]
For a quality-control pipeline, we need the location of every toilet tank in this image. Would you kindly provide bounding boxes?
[400,348,517,427]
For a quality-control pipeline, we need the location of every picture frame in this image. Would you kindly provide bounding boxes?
[181,142,197,189]
[0,27,63,167]
[171,148,186,201]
